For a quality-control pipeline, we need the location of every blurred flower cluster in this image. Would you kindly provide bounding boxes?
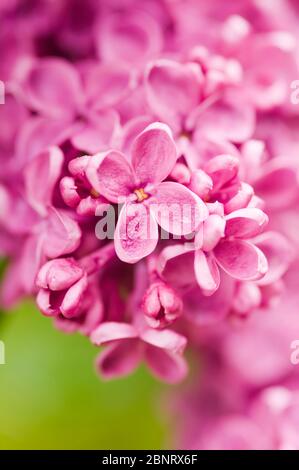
[1,0,299,450]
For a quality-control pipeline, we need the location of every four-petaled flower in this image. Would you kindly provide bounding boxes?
[87,122,208,263]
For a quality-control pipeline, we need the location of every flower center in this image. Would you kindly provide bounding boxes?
[134,188,149,202]
[90,188,100,198]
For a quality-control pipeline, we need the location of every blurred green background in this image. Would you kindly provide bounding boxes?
[0,298,172,449]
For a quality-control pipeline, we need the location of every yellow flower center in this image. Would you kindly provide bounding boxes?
[90,188,100,198]
[134,188,149,202]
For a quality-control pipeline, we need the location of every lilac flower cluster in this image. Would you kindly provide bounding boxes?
[1,0,299,449]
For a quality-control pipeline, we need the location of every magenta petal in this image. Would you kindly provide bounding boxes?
[36,289,57,317]
[197,91,255,143]
[233,282,262,315]
[254,159,299,211]
[202,214,226,251]
[253,231,294,286]
[23,58,82,119]
[60,275,88,318]
[224,182,254,213]
[96,339,142,380]
[24,146,64,217]
[223,306,297,387]
[19,234,45,294]
[214,239,268,281]
[36,258,84,291]
[140,328,187,354]
[91,322,138,345]
[145,345,188,384]
[77,196,109,217]
[84,63,135,111]
[16,116,72,162]
[157,245,197,288]
[194,250,220,295]
[115,202,158,264]
[60,176,80,208]
[150,181,208,236]
[0,260,26,309]
[203,154,239,191]
[146,60,202,127]
[71,109,119,154]
[184,273,235,325]
[95,12,162,67]
[131,122,177,185]
[43,208,82,258]
[225,208,269,239]
[86,150,134,203]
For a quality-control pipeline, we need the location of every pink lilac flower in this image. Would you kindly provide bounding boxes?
[91,321,188,384]
[158,206,269,296]
[146,59,255,169]
[36,243,115,331]
[142,281,183,329]
[86,122,208,263]
[60,155,109,216]
[1,0,299,451]
[17,57,127,159]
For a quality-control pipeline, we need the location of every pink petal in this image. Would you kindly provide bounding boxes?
[157,244,197,288]
[131,122,177,185]
[203,154,239,191]
[114,202,159,264]
[84,63,135,111]
[253,232,294,286]
[60,275,88,318]
[68,155,90,176]
[140,328,187,354]
[120,116,154,155]
[254,160,299,211]
[188,169,213,199]
[224,182,254,213]
[145,345,188,384]
[223,306,298,387]
[16,116,72,162]
[184,273,235,325]
[225,208,269,239]
[192,136,239,165]
[71,109,119,154]
[36,258,84,291]
[23,58,82,119]
[36,288,57,317]
[240,140,265,182]
[0,94,28,176]
[60,176,81,208]
[91,322,138,345]
[43,208,82,258]
[233,282,262,315]
[196,90,255,143]
[24,146,64,217]
[78,293,104,336]
[95,339,142,380]
[150,181,208,236]
[95,12,162,67]
[241,36,297,110]
[146,60,202,128]
[0,260,26,309]
[214,239,268,281]
[198,415,271,450]
[194,250,220,295]
[86,150,134,203]
[77,196,109,217]
[202,214,226,251]
[18,234,45,294]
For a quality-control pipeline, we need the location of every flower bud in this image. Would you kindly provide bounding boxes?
[142,282,183,328]
[36,258,88,318]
